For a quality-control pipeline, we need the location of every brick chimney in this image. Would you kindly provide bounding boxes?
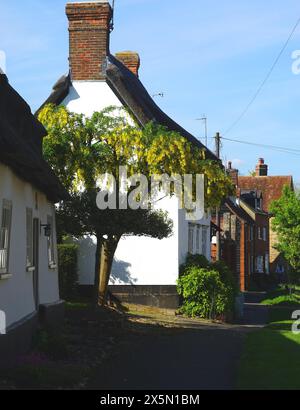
[115,51,141,77]
[255,158,268,176]
[66,1,113,81]
[227,161,239,187]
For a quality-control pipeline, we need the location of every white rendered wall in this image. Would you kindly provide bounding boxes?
[0,164,60,327]
[111,195,180,286]
[63,81,123,117]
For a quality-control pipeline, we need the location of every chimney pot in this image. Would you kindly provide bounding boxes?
[227,162,239,187]
[66,1,112,81]
[255,158,268,176]
[115,51,141,77]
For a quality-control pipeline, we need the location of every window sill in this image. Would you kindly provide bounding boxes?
[0,273,12,280]
[26,266,35,273]
[49,263,57,270]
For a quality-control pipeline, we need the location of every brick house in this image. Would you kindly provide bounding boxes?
[212,198,254,291]
[238,158,294,274]
[212,162,270,291]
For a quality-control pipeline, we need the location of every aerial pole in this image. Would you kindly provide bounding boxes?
[196,115,208,147]
[215,132,221,261]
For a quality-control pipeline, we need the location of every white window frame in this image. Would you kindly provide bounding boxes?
[258,227,262,240]
[188,224,195,254]
[0,199,13,275]
[195,225,201,254]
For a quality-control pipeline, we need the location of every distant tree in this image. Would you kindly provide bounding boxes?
[39,104,233,305]
[248,170,256,177]
[270,186,300,282]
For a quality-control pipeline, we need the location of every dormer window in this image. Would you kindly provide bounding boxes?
[255,198,262,210]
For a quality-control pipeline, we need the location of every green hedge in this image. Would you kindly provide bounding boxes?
[57,244,78,300]
[177,255,238,319]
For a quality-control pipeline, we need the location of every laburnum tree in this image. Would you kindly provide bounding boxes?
[39,104,234,305]
[270,185,300,282]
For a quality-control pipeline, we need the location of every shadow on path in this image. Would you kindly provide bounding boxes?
[87,292,269,390]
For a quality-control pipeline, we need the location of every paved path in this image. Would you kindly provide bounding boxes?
[89,294,269,390]
[90,327,245,390]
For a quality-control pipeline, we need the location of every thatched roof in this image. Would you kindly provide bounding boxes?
[0,74,68,203]
[38,55,218,161]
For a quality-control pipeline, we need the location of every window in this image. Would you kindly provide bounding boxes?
[196,225,201,254]
[265,253,269,274]
[256,198,262,210]
[258,227,262,240]
[0,200,12,274]
[26,208,33,268]
[188,224,195,254]
[263,227,267,241]
[250,226,254,241]
[255,256,264,273]
[202,226,208,257]
[47,215,56,267]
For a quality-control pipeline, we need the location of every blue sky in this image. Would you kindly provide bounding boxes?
[1,0,300,183]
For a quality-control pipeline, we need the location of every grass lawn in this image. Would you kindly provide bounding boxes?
[260,285,300,307]
[237,308,300,390]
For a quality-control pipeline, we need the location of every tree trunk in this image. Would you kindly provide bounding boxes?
[98,237,120,306]
[94,234,102,306]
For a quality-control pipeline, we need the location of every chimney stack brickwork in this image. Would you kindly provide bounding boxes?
[66,1,112,81]
[255,158,268,177]
[115,51,141,77]
[227,161,239,187]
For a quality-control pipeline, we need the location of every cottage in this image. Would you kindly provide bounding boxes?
[40,0,218,308]
[0,72,67,360]
[238,158,294,274]
[212,162,270,291]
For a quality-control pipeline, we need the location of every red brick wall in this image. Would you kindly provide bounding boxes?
[115,52,140,77]
[66,2,112,81]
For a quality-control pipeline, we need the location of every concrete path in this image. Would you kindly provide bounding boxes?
[242,291,269,327]
[89,293,269,390]
[90,327,245,390]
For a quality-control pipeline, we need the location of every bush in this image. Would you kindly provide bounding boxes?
[177,256,237,319]
[57,244,78,300]
[179,253,210,275]
[211,260,238,295]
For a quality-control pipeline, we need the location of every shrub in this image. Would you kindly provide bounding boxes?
[179,253,210,275]
[211,260,238,295]
[177,256,237,319]
[57,244,78,300]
